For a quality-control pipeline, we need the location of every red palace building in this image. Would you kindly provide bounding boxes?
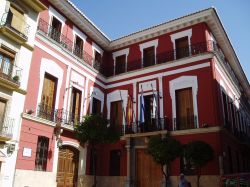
[14,0,250,187]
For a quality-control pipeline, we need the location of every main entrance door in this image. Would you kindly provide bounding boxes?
[136,149,162,187]
[57,146,79,187]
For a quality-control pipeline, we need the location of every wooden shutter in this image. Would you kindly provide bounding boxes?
[70,88,82,123]
[0,99,7,125]
[175,36,189,59]
[10,6,25,34]
[175,88,194,130]
[41,74,57,111]
[110,101,123,128]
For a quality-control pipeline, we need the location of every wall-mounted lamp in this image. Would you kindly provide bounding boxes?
[57,138,63,148]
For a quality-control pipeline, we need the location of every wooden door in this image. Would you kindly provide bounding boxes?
[70,88,82,123]
[57,146,79,187]
[136,149,162,187]
[110,101,123,130]
[175,88,194,130]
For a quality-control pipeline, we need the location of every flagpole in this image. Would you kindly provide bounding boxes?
[140,85,145,132]
[119,90,127,134]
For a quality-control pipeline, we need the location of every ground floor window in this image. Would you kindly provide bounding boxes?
[35,136,49,171]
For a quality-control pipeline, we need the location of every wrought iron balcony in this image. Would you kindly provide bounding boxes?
[0,117,14,141]
[37,19,97,69]
[173,115,198,130]
[37,103,56,122]
[56,108,82,128]
[0,10,30,42]
[0,63,22,86]
[120,117,168,135]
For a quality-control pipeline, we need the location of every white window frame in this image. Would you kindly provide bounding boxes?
[169,76,199,130]
[170,29,192,60]
[112,48,129,76]
[89,87,104,114]
[139,39,158,68]
[73,26,87,54]
[48,6,66,35]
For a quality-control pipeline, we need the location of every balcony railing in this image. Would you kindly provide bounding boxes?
[0,117,14,140]
[37,19,97,69]
[0,10,30,39]
[37,103,56,122]
[173,115,198,130]
[119,117,168,135]
[0,63,22,85]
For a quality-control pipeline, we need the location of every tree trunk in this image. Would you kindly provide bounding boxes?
[92,145,97,187]
[197,167,201,187]
[161,165,168,187]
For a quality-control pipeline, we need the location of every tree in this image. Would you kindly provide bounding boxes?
[184,141,214,187]
[74,114,120,187]
[147,135,182,187]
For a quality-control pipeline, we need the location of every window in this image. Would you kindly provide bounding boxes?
[110,101,123,130]
[143,46,155,67]
[175,36,189,59]
[69,87,82,124]
[109,150,121,176]
[115,55,126,75]
[93,51,101,70]
[35,136,49,171]
[0,99,7,127]
[92,97,101,115]
[39,73,57,120]
[50,17,62,42]
[175,88,194,130]
[74,35,84,59]
[0,47,15,79]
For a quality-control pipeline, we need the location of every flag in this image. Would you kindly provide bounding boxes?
[152,91,157,119]
[127,95,133,127]
[140,88,145,124]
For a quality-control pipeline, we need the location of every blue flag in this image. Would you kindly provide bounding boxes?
[140,89,145,124]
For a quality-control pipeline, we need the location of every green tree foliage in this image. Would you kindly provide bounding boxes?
[74,114,120,187]
[185,141,214,187]
[147,135,182,187]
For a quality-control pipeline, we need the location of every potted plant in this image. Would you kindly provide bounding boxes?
[13,75,20,82]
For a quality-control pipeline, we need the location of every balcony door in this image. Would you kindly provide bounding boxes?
[175,88,194,130]
[92,97,101,115]
[50,17,62,42]
[40,73,57,120]
[175,36,189,59]
[143,46,155,67]
[110,101,123,131]
[69,88,81,124]
[74,35,83,58]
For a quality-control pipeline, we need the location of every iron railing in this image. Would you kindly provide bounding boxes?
[0,62,22,85]
[119,117,168,135]
[37,103,56,122]
[220,173,250,187]
[173,115,198,130]
[37,18,96,68]
[0,10,30,39]
[0,116,14,139]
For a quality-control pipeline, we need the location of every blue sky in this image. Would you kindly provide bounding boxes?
[71,0,250,81]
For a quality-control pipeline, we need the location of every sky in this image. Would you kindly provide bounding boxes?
[71,0,250,82]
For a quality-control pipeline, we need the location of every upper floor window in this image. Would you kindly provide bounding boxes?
[50,16,62,42]
[74,35,84,59]
[0,99,7,125]
[170,29,192,60]
[139,39,158,68]
[0,47,14,78]
[143,46,155,67]
[175,36,189,59]
[38,73,58,121]
[115,55,126,75]
[93,51,102,70]
[35,136,49,171]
